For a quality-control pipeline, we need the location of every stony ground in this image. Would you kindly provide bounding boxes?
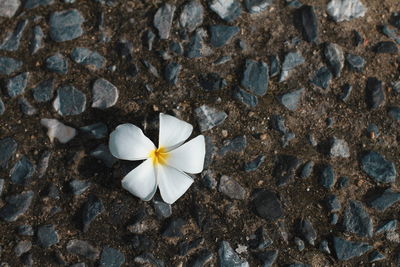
[0,0,400,266]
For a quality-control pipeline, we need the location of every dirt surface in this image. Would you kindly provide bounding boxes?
[0,0,400,266]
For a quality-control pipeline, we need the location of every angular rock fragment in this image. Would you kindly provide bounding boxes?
[180,0,204,32]
[0,137,18,168]
[7,72,29,98]
[218,175,247,200]
[0,191,34,222]
[66,240,100,260]
[71,47,106,70]
[10,156,35,185]
[49,9,85,42]
[375,220,397,234]
[14,240,31,257]
[310,66,332,90]
[92,78,119,109]
[252,189,283,221]
[46,53,68,74]
[279,51,304,82]
[333,236,372,261]
[41,118,77,143]
[37,151,51,178]
[233,87,258,108]
[244,155,265,172]
[153,3,175,39]
[218,241,249,267]
[69,179,91,196]
[81,194,104,232]
[325,194,341,212]
[324,43,344,77]
[343,200,373,237]
[31,25,44,54]
[320,165,336,189]
[90,144,117,168]
[219,135,247,156]
[53,85,86,116]
[209,25,239,47]
[0,179,4,197]
[300,161,314,179]
[25,0,53,9]
[373,41,398,54]
[326,0,367,22]
[381,25,400,44]
[0,0,21,17]
[296,218,317,245]
[37,224,59,248]
[195,105,227,132]
[365,77,385,109]
[329,137,350,158]
[346,53,365,72]
[388,107,400,121]
[245,0,273,14]
[99,246,125,267]
[273,155,300,186]
[18,97,37,115]
[80,123,108,139]
[164,62,181,85]
[184,30,204,58]
[199,72,227,91]
[241,59,269,96]
[32,79,55,103]
[361,151,396,183]
[278,88,304,111]
[368,189,400,211]
[0,56,22,75]
[209,0,242,22]
[187,249,213,267]
[0,19,28,51]
[255,249,278,267]
[298,5,318,43]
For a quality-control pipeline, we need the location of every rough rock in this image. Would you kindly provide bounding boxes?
[80,123,108,139]
[195,105,227,132]
[326,0,367,22]
[49,9,84,42]
[300,161,314,179]
[30,25,44,54]
[365,77,385,109]
[7,72,29,98]
[218,241,249,267]
[164,62,181,85]
[53,85,86,116]
[90,144,118,167]
[343,200,373,237]
[233,87,258,108]
[329,137,350,158]
[0,191,34,222]
[180,0,204,32]
[279,51,305,82]
[162,218,185,238]
[388,107,400,121]
[325,194,341,212]
[219,135,247,156]
[37,224,59,248]
[45,53,68,74]
[252,189,283,221]
[153,3,175,39]
[273,155,300,186]
[0,97,4,115]
[0,0,21,17]
[10,156,35,185]
[71,47,106,70]
[209,0,242,22]
[296,218,317,245]
[361,151,396,183]
[241,59,269,96]
[324,43,344,77]
[32,79,55,103]
[14,240,31,257]
[209,25,239,47]
[66,240,100,260]
[92,78,119,109]
[99,246,125,267]
[278,88,304,111]
[375,220,397,235]
[333,236,372,261]
[346,53,365,72]
[18,97,37,115]
[255,249,278,267]
[373,41,398,54]
[368,189,400,211]
[199,72,227,91]
[245,0,273,14]
[310,66,332,89]
[320,165,336,189]
[218,175,247,200]
[24,0,53,9]
[244,155,265,172]
[0,19,28,51]
[81,194,104,232]
[69,179,91,196]
[41,118,77,143]
[299,5,318,43]
[0,137,18,168]
[0,56,22,75]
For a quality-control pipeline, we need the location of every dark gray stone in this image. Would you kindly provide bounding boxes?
[14,240,31,257]
[294,237,305,251]
[381,24,400,44]
[81,194,104,232]
[53,85,86,116]
[24,0,53,9]
[0,179,4,197]
[241,59,269,96]
[368,188,400,211]
[153,200,172,218]
[0,97,4,115]
[320,165,336,189]
[179,0,204,32]
[218,241,249,267]
[219,135,247,156]
[268,55,280,77]
[366,123,379,138]
[255,250,278,267]
[329,137,350,158]
[249,227,273,250]
[361,151,396,183]
[187,249,213,267]
[209,25,239,47]
[233,87,258,108]
[49,9,85,42]
[0,137,18,168]
[325,194,341,212]
[115,39,133,59]
[330,213,339,225]
[43,183,60,199]
[10,156,35,185]
[134,253,165,267]
[184,30,204,58]
[252,189,283,221]
[0,191,34,222]
[0,0,20,17]
[32,79,55,103]
[271,114,289,134]
[218,175,247,200]
[296,218,317,245]
[201,169,217,190]
[30,25,44,54]
[69,179,91,196]
[164,62,181,85]
[369,251,385,262]
[209,0,242,22]
[365,77,385,109]
[66,239,100,260]
[278,88,304,111]
[0,56,22,75]
[346,53,365,72]
[324,43,344,77]
[199,72,227,91]
[375,220,397,235]
[80,122,108,139]
[310,66,332,89]
[300,161,314,179]
[339,83,352,102]
[169,42,183,55]
[333,236,372,261]
[45,53,68,74]
[99,246,125,267]
[279,51,305,82]
[90,144,118,168]
[390,12,400,29]
[162,218,185,238]
[374,41,398,54]
[0,20,28,51]
[343,200,373,237]
[92,78,119,109]
[244,155,265,172]
[153,3,175,39]
[319,240,331,254]
[245,0,273,14]
[37,224,59,248]
[17,225,34,236]
[273,155,300,186]
[326,0,366,22]
[389,106,400,121]
[71,47,106,70]
[142,59,159,77]
[299,5,318,43]
[195,105,227,132]
[7,72,29,98]
[18,97,37,115]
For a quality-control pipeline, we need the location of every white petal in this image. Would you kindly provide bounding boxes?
[159,113,193,151]
[121,159,157,201]
[109,123,155,160]
[157,164,193,204]
[167,135,205,174]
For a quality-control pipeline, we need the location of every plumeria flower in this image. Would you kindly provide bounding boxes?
[109,113,205,204]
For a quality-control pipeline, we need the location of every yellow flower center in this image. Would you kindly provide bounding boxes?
[149,147,169,166]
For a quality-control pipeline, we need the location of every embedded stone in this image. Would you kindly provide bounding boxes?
[90,144,118,168]
[81,194,104,232]
[252,189,283,221]
[180,0,204,32]
[365,77,385,109]
[310,66,332,89]
[346,53,365,72]
[199,72,227,91]
[30,25,44,54]
[320,165,336,189]
[10,156,35,185]
[279,51,305,82]
[24,0,53,9]
[218,241,249,267]
[241,59,269,96]
[373,41,398,54]
[32,79,55,103]
[80,123,108,139]
[0,191,34,222]
[368,189,400,211]
[0,0,21,17]
[66,240,100,260]
[244,155,265,172]
[18,97,37,116]
[209,25,239,47]
[245,0,273,14]
[388,107,400,121]
[71,47,106,70]
[209,0,242,22]
[69,179,91,196]
[219,135,247,156]
[218,175,247,200]
[0,56,22,75]
[295,218,317,245]
[153,3,175,39]
[194,105,227,132]
[49,9,85,42]
[333,236,372,261]
[0,19,28,51]
[273,155,300,186]
[361,151,396,183]
[99,247,125,267]
[233,87,258,108]
[45,53,68,74]
[164,62,182,85]
[0,97,4,115]
[324,43,344,77]
[327,0,367,22]
[329,137,350,158]
[0,137,18,168]
[7,72,29,98]
[343,200,373,237]
[92,78,119,109]
[278,88,304,111]
[53,85,86,116]
[37,224,59,248]
[299,5,318,43]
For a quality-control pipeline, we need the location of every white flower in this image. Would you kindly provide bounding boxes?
[109,113,205,204]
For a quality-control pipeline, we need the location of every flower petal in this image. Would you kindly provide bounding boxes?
[109,123,155,160]
[167,135,205,174]
[157,164,193,204]
[121,159,157,201]
[159,113,193,151]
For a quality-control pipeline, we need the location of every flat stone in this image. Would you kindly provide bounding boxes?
[194,105,227,132]
[329,137,350,158]
[218,241,249,267]
[45,53,68,74]
[49,9,85,42]
[0,191,34,222]
[245,0,273,14]
[41,118,77,143]
[255,250,278,267]
[90,144,118,168]
[71,47,106,70]
[53,85,86,116]
[295,218,317,245]
[219,135,247,156]
[279,51,305,82]
[252,189,283,221]
[299,5,318,43]
[375,219,397,235]
[92,78,119,109]
[241,59,269,96]
[10,156,35,185]
[66,240,100,260]
[14,240,31,257]
[273,155,300,186]
[244,155,265,172]
[164,62,182,85]
[209,0,242,22]
[233,87,258,108]
[320,165,336,189]
[324,43,344,77]
[333,236,372,261]
[209,25,239,47]
[24,0,53,9]
[81,194,104,232]
[218,175,247,200]
[325,194,341,212]
[0,97,4,115]
[310,66,332,89]
[361,151,396,183]
[37,224,59,248]
[388,106,400,121]
[365,77,385,109]
[18,97,37,116]
[162,218,185,238]
[184,30,204,58]
[32,79,55,103]
[343,200,373,237]
[0,0,21,17]
[0,56,22,75]
[180,0,204,32]
[382,24,400,44]
[327,0,366,22]
[7,72,29,98]
[0,19,28,51]
[153,3,175,39]
[346,53,365,72]
[99,246,125,267]
[368,188,400,211]
[373,41,398,54]
[300,161,314,179]
[80,122,108,139]
[69,179,91,196]
[30,25,44,54]
[199,72,227,91]
[0,137,18,168]
[278,88,304,111]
